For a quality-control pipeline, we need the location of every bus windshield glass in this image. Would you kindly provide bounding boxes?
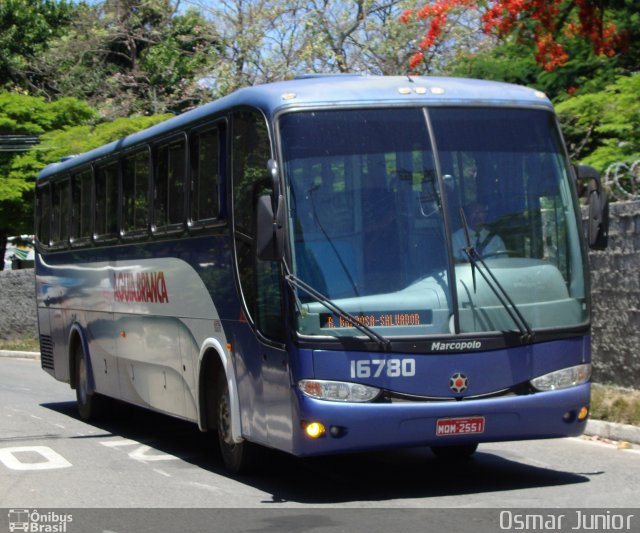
[279,107,587,338]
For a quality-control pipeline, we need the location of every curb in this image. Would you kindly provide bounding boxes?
[584,419,640,446]
[0,349,39,359]
[1,350,638,445]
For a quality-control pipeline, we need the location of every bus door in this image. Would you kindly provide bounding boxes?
[231,200,290,449]
[228,321,290,449]
[231,109,292,450]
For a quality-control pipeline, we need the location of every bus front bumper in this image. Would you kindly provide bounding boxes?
[291,383,590,456]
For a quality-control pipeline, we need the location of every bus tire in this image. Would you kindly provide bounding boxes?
[74,345,105,421]
[431,443,478,460]
[216,371,255,474]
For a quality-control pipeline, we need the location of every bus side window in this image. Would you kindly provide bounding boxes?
[36,183,52,248]
[51,177,70,247]
[94,162,119,239]
[122,149,150,236]
[190,127,221,225]
[155,136,186,230]
[71,169,93,245]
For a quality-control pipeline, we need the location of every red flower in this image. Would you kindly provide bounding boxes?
[409,52,424,70]
[399,9,413,24]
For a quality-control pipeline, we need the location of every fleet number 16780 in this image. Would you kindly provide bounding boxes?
[350,358,416,378]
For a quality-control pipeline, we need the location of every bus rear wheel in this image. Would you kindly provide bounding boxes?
[216,372,255,474]
[430,443,478,460]
[74,345,105,421]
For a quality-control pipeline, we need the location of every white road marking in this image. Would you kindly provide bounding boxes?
[100,439,178,463]
[100,439,140,448]
[128,445,177,462]
[0,446,72,470]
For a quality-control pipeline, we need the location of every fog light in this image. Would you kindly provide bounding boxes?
[304,421,325,438]
[578,406,589,421]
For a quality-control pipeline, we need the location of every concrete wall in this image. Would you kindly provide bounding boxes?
[1,202,639,386]
[0,268,37,340]
[587,200,640,387]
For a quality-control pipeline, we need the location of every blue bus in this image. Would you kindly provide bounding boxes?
[34,75,609,472]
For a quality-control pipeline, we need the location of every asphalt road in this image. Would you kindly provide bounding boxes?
[1,357,639,532]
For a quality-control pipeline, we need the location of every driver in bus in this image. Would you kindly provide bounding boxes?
[452,200,505,261]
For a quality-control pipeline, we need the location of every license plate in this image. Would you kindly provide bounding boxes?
[436,416,485,436]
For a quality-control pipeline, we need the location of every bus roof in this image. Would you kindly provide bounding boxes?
[37,75,553,181]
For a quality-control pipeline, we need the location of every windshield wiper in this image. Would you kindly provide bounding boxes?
[283,262,391,350]
[459,209,535,343]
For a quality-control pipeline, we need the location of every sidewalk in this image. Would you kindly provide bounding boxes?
[1,349,639,446]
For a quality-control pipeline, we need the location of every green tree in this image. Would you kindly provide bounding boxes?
[0,92,96,267]
[193,0,443,97]
[0,91,170,268]
[556,74,640,172]
[406,1,640,102]
[445,34,623,100]
[0,0,78,91]
[36,0,221,117]
[11,114,171,179]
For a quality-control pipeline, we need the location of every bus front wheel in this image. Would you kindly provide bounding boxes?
[215,372,255,474]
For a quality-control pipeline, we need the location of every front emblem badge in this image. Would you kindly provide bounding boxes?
[449,372,468,393]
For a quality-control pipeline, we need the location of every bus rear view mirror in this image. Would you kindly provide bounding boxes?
[575,164,609,250]
[256,193,284,261]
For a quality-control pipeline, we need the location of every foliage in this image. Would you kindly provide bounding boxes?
[402,1,625,73]
[0,0,78,91]
[591,384,640,426]
[0,90,168,263]
[446,33,624,100]
[0,92,95,262]
[446,38,539,86]
[293,0,430,75]
[30,0,221,116]
[556,74,640,171]
[0,337,40,352]
[0,0,637,223]
[0,93,96,205]
[191,0,442,96]
[8,114,171,189]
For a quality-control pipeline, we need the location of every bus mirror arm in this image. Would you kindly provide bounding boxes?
[256,193,284,262]
[267,159,280,212]
[575,164,609,250]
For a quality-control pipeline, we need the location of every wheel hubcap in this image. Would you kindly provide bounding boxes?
[218,391,234,447]
[78,358,88,404]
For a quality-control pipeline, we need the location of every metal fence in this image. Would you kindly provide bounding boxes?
[604,160,640,201]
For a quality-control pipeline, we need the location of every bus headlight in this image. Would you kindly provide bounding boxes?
[298,380,381,402]
[530,364,592,391]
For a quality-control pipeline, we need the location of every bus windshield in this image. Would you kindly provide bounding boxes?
[279,107,587,338]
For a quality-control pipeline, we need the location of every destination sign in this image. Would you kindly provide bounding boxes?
[319,310,432,329]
